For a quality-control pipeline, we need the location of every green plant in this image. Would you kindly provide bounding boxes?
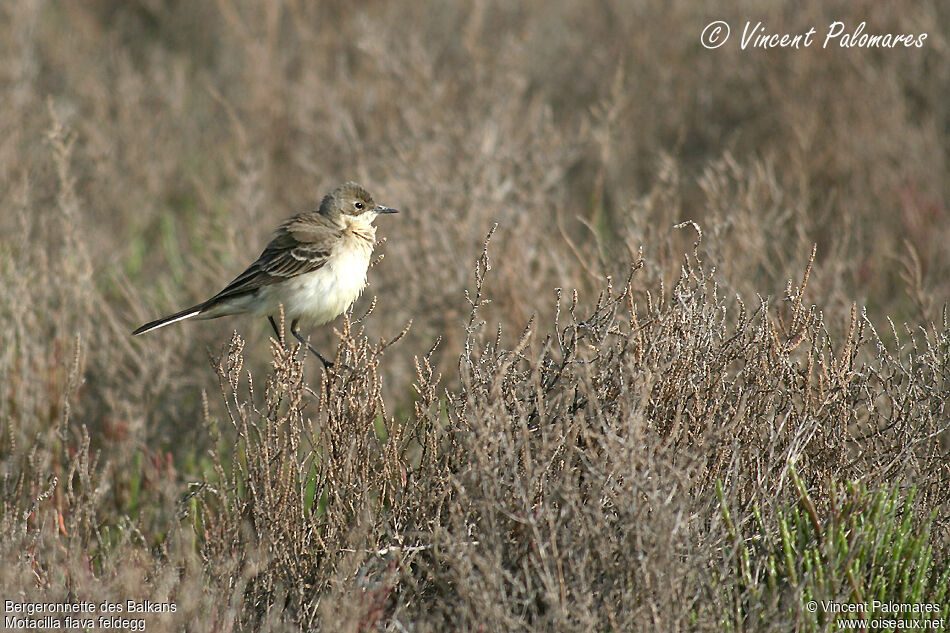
[720,471,949,632]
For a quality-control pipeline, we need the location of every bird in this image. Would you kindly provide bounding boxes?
[132,182,398,367]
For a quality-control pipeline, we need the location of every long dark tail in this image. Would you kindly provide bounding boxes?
[132,302,206,336]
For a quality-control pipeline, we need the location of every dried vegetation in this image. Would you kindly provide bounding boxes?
[1,1,949,631]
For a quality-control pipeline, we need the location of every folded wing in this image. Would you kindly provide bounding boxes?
[207,213,339,304]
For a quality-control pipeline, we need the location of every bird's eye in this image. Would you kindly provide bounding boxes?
[355,202,364,210]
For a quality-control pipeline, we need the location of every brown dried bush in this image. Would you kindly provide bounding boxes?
[1,1,949,631]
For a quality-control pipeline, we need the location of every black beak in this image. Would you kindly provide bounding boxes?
[376,206,399,214]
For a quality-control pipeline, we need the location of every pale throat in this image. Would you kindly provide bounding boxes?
[340,213,377,249]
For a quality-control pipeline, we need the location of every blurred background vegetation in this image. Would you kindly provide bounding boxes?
[1,1,948,630]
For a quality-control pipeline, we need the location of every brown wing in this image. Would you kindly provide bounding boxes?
[205,212,340,304]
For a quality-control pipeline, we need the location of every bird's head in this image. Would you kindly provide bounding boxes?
[320,182,399,223]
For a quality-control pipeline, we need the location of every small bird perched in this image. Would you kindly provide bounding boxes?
[132,182,398,367]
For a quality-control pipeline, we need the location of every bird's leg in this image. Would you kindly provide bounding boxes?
[268,315,282,341]
[290,319,334,368]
